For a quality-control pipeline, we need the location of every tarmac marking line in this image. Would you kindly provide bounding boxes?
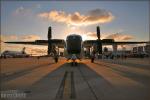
[85,62,143,87]
[78,66,99,100]
[55,71,68,100]
[70,71,76,99]
[55,70,77,100]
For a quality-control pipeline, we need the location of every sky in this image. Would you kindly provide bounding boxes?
[0,0,149,55]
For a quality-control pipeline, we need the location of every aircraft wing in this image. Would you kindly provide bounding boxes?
[107,41,148,45]
[5,39,65,48]
[83,40,148,47]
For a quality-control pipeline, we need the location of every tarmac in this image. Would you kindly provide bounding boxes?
[1,57,150,100]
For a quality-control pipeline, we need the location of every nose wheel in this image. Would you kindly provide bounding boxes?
[71,62,78,66]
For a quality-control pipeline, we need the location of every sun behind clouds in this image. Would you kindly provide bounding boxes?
[38,9,114,26]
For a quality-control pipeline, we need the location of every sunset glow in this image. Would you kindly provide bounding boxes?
[1,1,149,55]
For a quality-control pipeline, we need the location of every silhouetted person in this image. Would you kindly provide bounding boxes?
[124,55,127,59]
[22,47,26,54]
[54,54,59,63]
[37,56,40,59]
[91,54,95,63]
[4,55,6,59]
[111,55,114,59]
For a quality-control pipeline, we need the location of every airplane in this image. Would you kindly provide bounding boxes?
[5,26,148,63]
[1,47,30,58]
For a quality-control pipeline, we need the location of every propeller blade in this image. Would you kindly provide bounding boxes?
[97,26,100,40]
[48,26,52,40]
[47,26,52,55]
[48,42,52,55]
[97,40,102,54]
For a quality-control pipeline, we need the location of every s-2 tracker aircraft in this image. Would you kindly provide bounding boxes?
[5,26,148,65]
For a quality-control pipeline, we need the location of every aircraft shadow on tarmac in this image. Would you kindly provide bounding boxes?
[30,62,113,87]
[2,62,149,100]
[25,63,114,100]
[102,60,150,70]
[1,62,55,82]
[94,62,150,87]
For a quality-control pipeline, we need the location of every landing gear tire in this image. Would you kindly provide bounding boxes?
[75,62,77,66]
[71,62,77,66]
[55,58,58,63]
[91,58,94,63]
[71,62,74,66]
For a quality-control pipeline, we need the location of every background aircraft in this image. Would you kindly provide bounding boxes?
[5,26,148,60]
[1,47,30,58]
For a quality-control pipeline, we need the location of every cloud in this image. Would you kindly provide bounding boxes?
[20,35,41,41]
[38,9,114,26]
[105,33,134,41]
[1,34,45,55]
[1,34,41,42]
[15,6,25,14]
[82,32,134,41]
[34,4,41,9]
[1,35,18,42]
[84,32,107,40]
[86,32,97,38]
[14,6,32,16]
[13,5,41,16]
[1,41,47,55]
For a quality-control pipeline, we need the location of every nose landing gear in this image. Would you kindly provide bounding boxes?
[71,60,78,66]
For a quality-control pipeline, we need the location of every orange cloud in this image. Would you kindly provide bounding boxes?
[1,34,45,55]
[84,32,107,40]
[82,32,134,41]
[1,34,41,42]
[20,35,41,41]
[105,33,134,41]
[38,9,114,26]
[86,32,97,38]
[1,35,18,42]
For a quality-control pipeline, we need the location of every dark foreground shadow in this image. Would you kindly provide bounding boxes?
[94,62,150,87]
[1,62,55,82]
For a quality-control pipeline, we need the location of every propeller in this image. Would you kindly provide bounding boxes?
[48,27,52,40]
[97,26,101,40]
[47,26,52,55]
[96,26,102,55]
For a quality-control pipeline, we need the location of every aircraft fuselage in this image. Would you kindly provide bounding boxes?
[65,34,83,59]
[66,34,82,54]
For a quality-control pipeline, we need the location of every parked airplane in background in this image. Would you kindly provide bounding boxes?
[1,47,30,58]
[5,26,148,62]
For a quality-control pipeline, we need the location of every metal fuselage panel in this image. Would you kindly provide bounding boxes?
[66,35,82,54]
